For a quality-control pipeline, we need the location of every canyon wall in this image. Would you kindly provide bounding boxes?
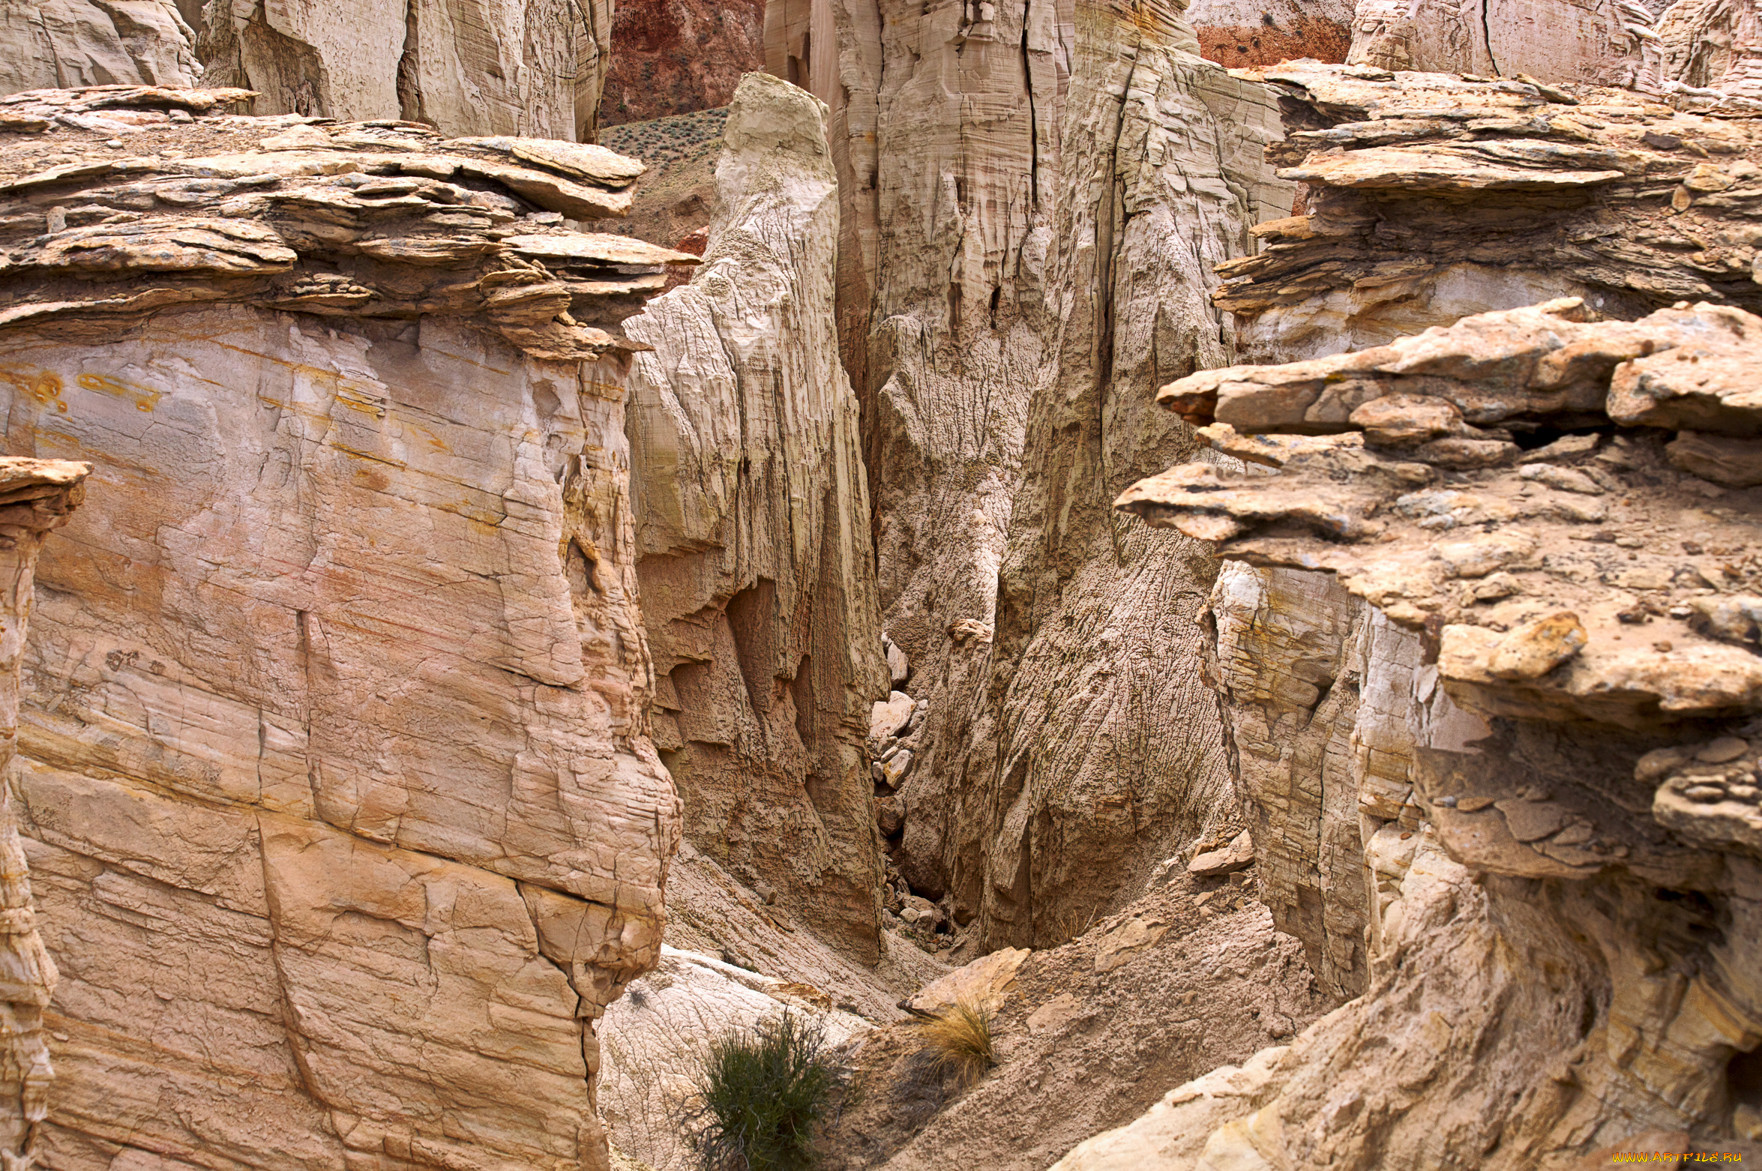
[0,1,198,95]
[1347,0,1655,85]
[0,87,686,1170]
[911,0,1294,947]
[624,72,889,962]
[0,459,89,1169]
[196,0,614,140]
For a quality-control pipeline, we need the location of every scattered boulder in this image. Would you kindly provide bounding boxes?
[1188,830,1256,877]
[906,947,1032,1018]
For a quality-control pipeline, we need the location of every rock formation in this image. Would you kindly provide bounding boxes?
[624,72,889,962]
[0,458,88,1170]
[601,0,767,126]
[0,85,687,1170]
[0,1,198,96]
[885,0,1294,949]
[1215,62,1762,361]
[1346,0,1657,86]
[1189,0,1353,69]
[195,0,614,141]
[1069,298,1762,1166]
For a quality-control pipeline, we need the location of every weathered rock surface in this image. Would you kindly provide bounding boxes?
[904,0,1293,949]
[625,73,888,963]
[0,0,198,96]
[1190,0,1353,69]
[196,0,613,141]
[1082,298,1762,1166]
[0,88,684,1170]
[601,0,766,126]
[1347,0,1657,85]
[0,458,88,1169]
[1217,62,1762,361]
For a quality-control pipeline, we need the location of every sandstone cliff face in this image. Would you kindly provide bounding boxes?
[0,459,88,1170]
[0,87,685,1170]
[0,1,198,96]
[624,72,889,962]
[196,0,613,141]
[1072,298,1762,1166]
[601,0,766,126]
[883,0,1294,948]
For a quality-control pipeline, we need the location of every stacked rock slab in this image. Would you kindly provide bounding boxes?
[0,86,689,1170]
[195,0,614,141]
[0,459,88,1170]
[0,1,198,96]
[1216,63,1762,361]
[624,72,889,963]
[1072,299,1762,1166]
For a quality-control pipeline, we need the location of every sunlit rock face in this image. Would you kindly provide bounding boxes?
[0,87,685,1171]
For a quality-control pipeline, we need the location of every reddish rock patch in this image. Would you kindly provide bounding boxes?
[1195,17,1352,69]
[602,0,767,127]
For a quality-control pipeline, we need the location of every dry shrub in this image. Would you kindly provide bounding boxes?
[916,999,997,1087]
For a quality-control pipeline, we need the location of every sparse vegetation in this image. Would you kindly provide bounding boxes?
[686,1012,845,1171]
[915,999,997,1087]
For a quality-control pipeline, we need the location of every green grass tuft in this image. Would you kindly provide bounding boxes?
[687,1012,845,1171]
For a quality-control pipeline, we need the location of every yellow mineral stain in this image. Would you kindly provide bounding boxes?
[1,365,66,413]
[78,373,164,413]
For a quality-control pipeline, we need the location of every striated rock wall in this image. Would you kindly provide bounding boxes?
[0,88,685,1171]
[624,72,889,962]
[0,1,198,96]
[777,0,1061,762]
[602,0,766,126]
[1347,0,1654,86]
[1074,298,1762,1167]
[899,0,1294,948]
[196,0,614,141]
[0,459,88,1170]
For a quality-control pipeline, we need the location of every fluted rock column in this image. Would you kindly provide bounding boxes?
[0,460,87,1169]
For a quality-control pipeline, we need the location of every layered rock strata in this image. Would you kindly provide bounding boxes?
[1076,298,1762,1166]
[0,88,686,1170]
[1219,62,1762,360]
[601,0,767,126]
[624,72,888,962]
[0,1,198,96]
[899,0,1294,948]
[195,0,614,141]
[0,459,88,1170]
